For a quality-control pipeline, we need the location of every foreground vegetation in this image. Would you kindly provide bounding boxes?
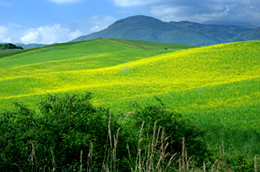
[0,93,258,171]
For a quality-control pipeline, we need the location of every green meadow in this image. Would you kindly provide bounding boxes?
[0,38,259,159]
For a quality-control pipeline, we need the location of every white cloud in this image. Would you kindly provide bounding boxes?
[20,24,82,44]
[68,29,83,40]
[111,0,260,25]
[141,0,260,25]
[0,26,11,43]
[88,15,117,32]
[20,31,40,44]
[150,5,184,18]
[47,0,82,4]
[111,0,158,7]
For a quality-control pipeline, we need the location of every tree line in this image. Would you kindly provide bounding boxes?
[0,43,23,50]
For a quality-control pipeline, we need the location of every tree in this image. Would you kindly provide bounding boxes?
[0,43,23,50]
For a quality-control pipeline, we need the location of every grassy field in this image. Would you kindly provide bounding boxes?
[0,49,24,58]
[0,38,196,107]
[0,38,259,158]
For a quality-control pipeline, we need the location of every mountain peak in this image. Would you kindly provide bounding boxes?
[114,15,162,23]
[109,15,168,30]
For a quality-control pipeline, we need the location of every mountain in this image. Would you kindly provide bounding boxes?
[230,27,260,42]
[15,43,46,49]
[72,15,259,46]
[202,21,259,28]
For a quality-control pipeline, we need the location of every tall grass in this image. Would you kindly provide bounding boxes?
[19,121,259,172]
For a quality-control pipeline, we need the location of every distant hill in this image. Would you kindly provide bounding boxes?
[0,43,23,50]
[15,43,46,49]
[230,27,260,42]
[202,21,259,28]
[72,15,259,46]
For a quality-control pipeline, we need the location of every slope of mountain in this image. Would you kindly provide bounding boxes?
[15,43,47,49]
[230,27,260,41]
[202,21,259,28]
[72,15,258,46]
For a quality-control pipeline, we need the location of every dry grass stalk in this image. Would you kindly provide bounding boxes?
[211,159,220,172]
[30,140,37,171]
[165,153,177,171]
[101,112,121,172]
[255,155,258,172]
[127,144,134,171]
[108,111,112,149]
[13,163,23,172]
[80,150,83,172]
[135,121,145,171]
[132,122,177,172]
[87,141,93,172]
[181,137,187,171]
[50,147,56,172]
[220,142,225,156]
[112,128,120,171]
[156,129,168,171]
[179,158,182,172]
[203,161,206,172]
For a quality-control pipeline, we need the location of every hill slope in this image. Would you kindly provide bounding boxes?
[72,15,258,45]
[0,38,195,105]
[0,39,259,156]
[0,39,258,112]
[230,27,260,42]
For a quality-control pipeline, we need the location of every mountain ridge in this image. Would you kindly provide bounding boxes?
[72,15,260,46]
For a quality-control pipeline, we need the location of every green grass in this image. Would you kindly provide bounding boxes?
[0,38,196,106]
[108,38,197,49]
[0,49,24,58]
[0,38,259,158]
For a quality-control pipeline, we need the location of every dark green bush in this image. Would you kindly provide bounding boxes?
[0,93,213,171]
[127,99,211,164]
[0,93,129,171]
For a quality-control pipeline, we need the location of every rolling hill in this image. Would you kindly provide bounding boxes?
[72,15,260,45]
[0,39,259,156]
[0,39,258,112]
[0,38,196,107]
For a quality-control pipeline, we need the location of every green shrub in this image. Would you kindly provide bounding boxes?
[0,43,23,50]
[126,99,211,165]
[0,93,130,171]
[0,93,213,171]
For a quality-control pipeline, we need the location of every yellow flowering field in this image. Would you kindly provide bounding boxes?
[0,40,259,113]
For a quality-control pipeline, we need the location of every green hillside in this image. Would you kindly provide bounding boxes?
[0,43,24,58]
[230,27,260,42]
[0,38,196,107]
[0,39,259,156]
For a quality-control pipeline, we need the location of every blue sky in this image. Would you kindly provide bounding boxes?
[0,0,259,44]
